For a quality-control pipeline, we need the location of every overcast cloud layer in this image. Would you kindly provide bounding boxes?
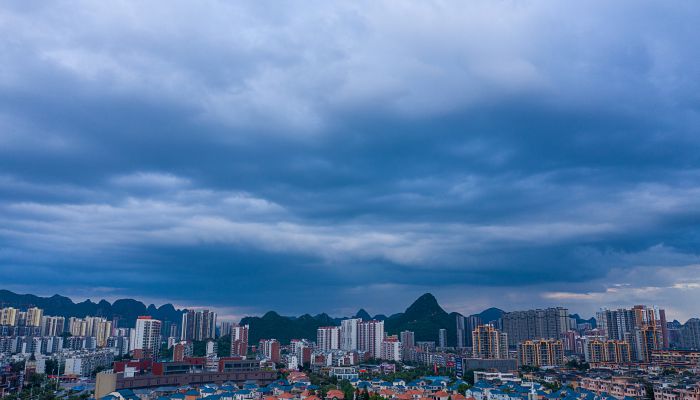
[1,1,700,321]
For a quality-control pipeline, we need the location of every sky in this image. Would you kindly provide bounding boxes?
[1,1,700,322]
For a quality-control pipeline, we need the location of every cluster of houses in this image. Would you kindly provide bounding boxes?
[465,379,640,400]
[346,376,469,400]
[99,370,661,400]
[99,374,474,400]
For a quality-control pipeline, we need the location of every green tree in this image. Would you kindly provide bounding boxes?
[44,359,59,376]
[339,379,355,400]
[361,388,370,400]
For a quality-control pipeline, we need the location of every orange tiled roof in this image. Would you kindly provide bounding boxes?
[326,390,345,400]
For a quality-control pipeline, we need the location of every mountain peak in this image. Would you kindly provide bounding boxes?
[261,311,282,319]
[416,292,438,303]
[354,308,372,320]
[405,293,445,317]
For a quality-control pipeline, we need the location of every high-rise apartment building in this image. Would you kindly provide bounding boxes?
[635,305,668,349]
[400,330,415,361]
[358,320,384,358]
[596,308,635,341]
[596,305,667,361]
[25,307,43,327]
[634,324,662,363]
[439,328,447,348]
[317,326,340,351]
[604,340,632,363]
[472,324,508,359]
[93,318,113,347]
[168,324,179,338]
[585,339,606,363]
[380,335,402,362]
[465,315,483,347]
[400,330,415,348]
[130,316,161,358]
[220,321,232,337]
[41,316,65,336]
[584,339,631,363]
[230,324,249,357]
[180,310,195,341]
[67,316,112,346]
[456,315,466,348]
[518,339,564,367]
[501,307,569,346]
[340,318,360,351]
[597,305,667,344]
[16,311,27,326]
[181,310,217,341]
[0,307,19,326]
[69,317,86,336]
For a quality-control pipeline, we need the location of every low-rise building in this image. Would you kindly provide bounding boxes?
[578,376,646,399]
[63,349,115,377]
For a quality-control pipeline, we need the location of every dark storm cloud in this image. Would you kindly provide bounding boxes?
[1,1,700,319]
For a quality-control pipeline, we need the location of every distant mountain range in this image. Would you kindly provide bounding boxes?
[241,293,506,345]
[0,289,512,345]
[0,290,184,327]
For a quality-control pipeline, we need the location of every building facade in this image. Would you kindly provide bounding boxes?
[501,307,569,347]
[317,326,341,351]
[340,318,360,351]
[358,320,384,358]
[130,316,161,358]
[472,324,508,359]
[517,339,564,367]
[230,324,249,357]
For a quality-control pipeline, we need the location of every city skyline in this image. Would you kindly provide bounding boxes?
[2,294,700,398]
[0,289,689,330]
[2,2,700,319]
